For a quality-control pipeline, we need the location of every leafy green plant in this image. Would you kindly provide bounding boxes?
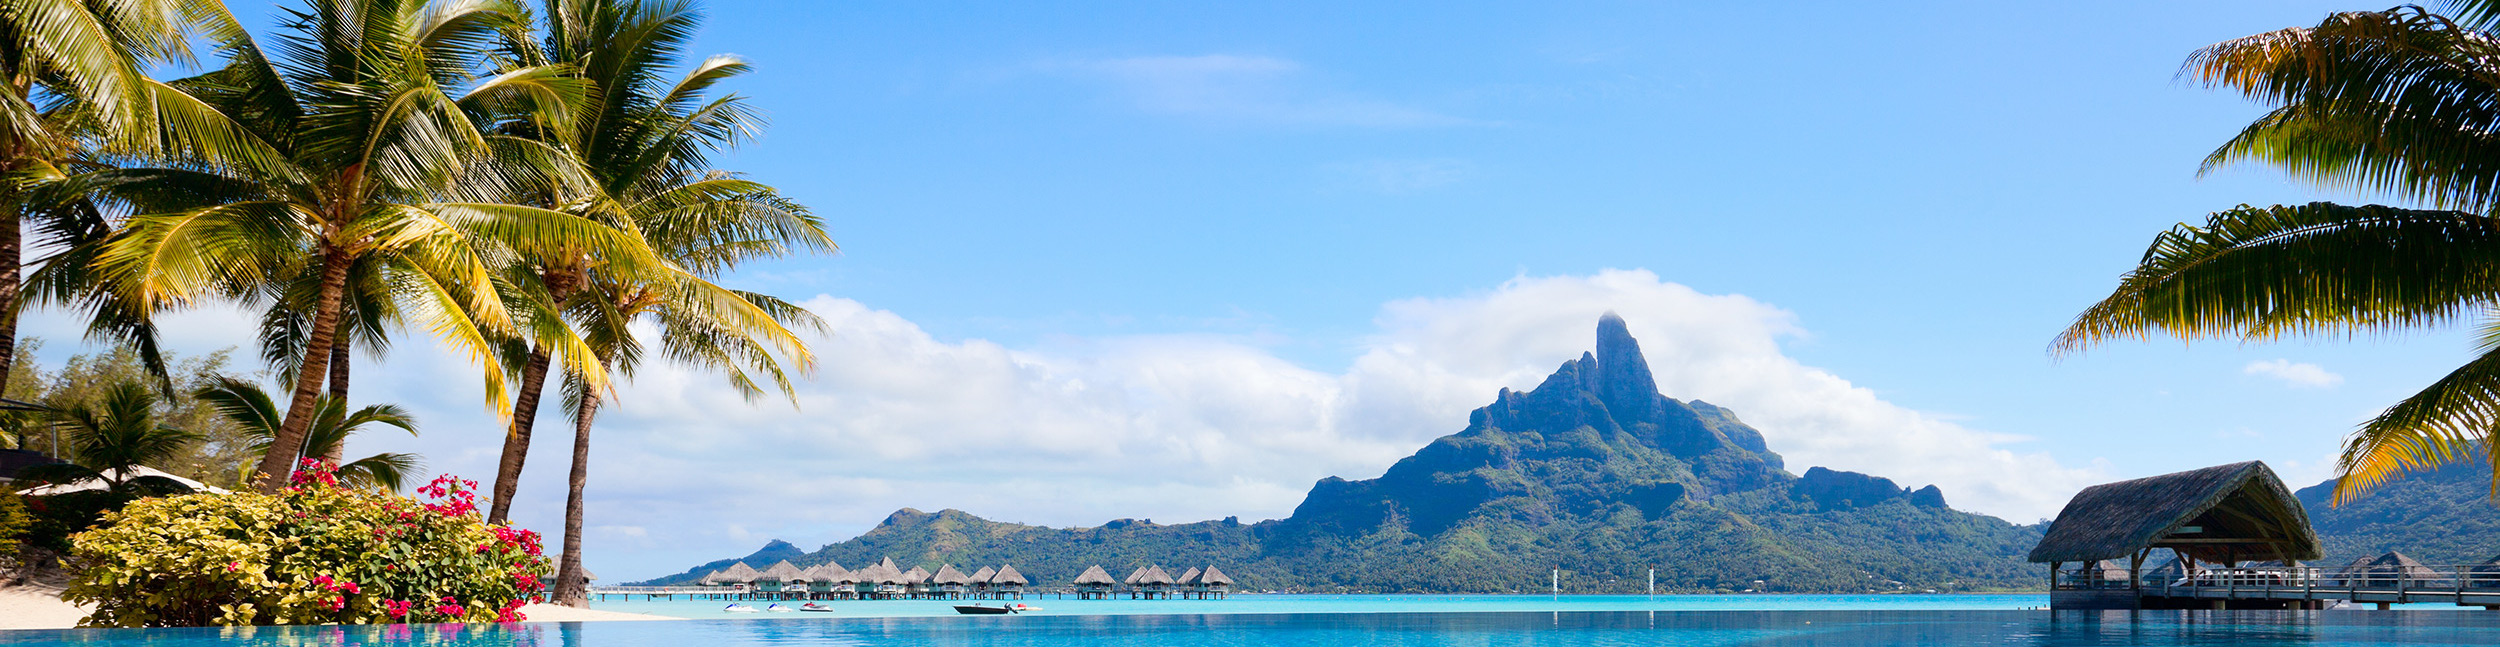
[62,460,547,627]
[0,488,30,560]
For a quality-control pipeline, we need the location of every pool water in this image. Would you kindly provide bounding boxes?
[585,593,2050,619]
[5,610,2497,646]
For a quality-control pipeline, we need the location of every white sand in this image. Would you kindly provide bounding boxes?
[0,586,675,630]
[0,586,91,631]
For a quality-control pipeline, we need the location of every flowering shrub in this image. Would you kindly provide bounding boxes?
[62,460,548,627]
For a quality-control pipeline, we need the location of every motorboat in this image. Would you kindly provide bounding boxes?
[800,603,836,612]
[952,604,1017,615]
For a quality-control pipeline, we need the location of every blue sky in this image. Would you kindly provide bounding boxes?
[83,0,2480,578]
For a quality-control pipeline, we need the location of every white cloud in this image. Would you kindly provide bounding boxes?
[1045,54,1477,127]
[21,270,2103,580]
[545,269,2099,576]
[2243,359,2343,389]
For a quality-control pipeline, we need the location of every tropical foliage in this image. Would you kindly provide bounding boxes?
[195,377,422,490]
[2058,0,2500,502]
[15,380,203,494]
[63,461,547,627]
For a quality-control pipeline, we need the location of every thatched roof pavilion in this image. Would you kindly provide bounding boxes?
[933,565,971,585]
[1199,566,1232,587]
[1123,566,1146,585]
[854,558,907,585]
[2333,551,2448,587]
[1075,565,1116,587]
[993,564,1029,586]
[903,566,931,583]
[760,560,804,583]
[2028,461,2321,567]
[969,566,996,584]
[801,562,849,584]
[1176,567,1201,585]
[1136,565,1174,586]
[706,561,761,585]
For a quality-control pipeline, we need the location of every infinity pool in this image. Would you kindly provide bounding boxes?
[5,610,2495,646]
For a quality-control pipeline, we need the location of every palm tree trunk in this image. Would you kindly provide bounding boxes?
[0,201,21,400]
[320,336,350,463]
[488,347,553,524]
[551,387,599,607]
[249,248,351,492]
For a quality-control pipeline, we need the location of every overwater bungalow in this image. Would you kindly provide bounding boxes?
[902,566,932,598]
[932,565,972,599]
[758,561,806,595]
[853,557,907,599]
[991,564,1029,599]
[799,562,849,598]
[1197,566,1233,599]
[705,562,761,590]
[1133,565,1176,599]
[1074,565,1117,599]
[2028,461,2321,610]
[968,566,996,598]
[1176,567,1201,592]
[2471,556,2500,589]
[2330,552,2449,589]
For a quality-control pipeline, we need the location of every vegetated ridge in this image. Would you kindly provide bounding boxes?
[642,314,2048,592]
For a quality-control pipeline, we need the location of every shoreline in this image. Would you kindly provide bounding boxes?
[0,585,679,631]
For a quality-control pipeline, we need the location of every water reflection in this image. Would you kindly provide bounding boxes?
[2,610,2495,647]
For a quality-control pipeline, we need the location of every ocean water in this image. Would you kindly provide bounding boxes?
[5,610,2497,646]
[582,593,2050,619]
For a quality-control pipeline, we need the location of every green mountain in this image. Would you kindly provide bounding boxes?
[2297,461,2500,566]
[642,314,2046,592]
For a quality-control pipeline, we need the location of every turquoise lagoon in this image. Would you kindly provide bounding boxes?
[6,596,2498,646]
[586,593,2048,619]
[6,609,2497,647]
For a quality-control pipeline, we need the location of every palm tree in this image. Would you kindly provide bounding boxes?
[0,0,214,396]
[2059,1,2500,503]
[17,380,203,494]
[521,0,828,605]
[86,0,660,493]
[193,376,421,490]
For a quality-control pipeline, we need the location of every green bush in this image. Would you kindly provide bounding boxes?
[0,488,29,560]
[62,460,548,627]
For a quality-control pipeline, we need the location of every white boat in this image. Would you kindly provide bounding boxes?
[800,603,836,613]
[724,604,758,613]
[765,604,795,612]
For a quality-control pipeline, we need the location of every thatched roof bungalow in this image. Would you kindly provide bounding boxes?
[2028,461,2321,572]
[1199,566,1232,589]
[1075,565,1117,598]
[1176,567,1201,586]
[705,562,761,586]
[968,566,996,587]
[2332,552,2450,588]
[993,564,1029,587]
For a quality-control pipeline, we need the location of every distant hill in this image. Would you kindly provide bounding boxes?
[642,314,2045,593]
[2298,460,2500,566]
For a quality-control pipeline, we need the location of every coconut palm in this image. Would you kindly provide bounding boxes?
[16,380,203,494]
[193,376,421,490]
[2059,1,2500,503]
[0,0,216,396]
[514,0,827,605]
[86,0,660,493]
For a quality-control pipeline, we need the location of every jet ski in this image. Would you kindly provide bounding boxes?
[723,604,758,613]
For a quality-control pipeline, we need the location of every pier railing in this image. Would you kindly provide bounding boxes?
[2057,563,2500,608]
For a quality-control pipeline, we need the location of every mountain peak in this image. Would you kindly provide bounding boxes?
[1592,313,1659,419]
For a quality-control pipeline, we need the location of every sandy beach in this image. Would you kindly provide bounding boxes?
[0,585,677,630]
